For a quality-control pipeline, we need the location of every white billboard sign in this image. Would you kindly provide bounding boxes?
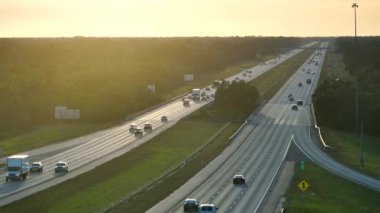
[147,84,156,92]
[55,106,80,120]
[184,74,194,81]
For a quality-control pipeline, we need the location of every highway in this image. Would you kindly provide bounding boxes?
[0,45,305,206]
[150,42,380,213]
[148,44,332,212]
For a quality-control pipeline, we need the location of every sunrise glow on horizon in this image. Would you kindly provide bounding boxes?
[1,0,379,38]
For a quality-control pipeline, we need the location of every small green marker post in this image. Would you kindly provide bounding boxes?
[300,160,304,171]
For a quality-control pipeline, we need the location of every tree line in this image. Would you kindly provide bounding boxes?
[0,37,303,133]
[313,37,380,135]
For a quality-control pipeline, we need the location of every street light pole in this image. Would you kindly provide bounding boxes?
[352,3,364,166]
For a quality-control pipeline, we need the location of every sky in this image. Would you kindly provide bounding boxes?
[1,0,379,37]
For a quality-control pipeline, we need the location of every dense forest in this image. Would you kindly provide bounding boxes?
[0,37,303,132]
[313,37,380,135]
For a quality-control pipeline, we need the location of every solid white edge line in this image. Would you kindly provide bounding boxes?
[253,134,294,213]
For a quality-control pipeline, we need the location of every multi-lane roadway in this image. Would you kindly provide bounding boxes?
[149,42,380,213]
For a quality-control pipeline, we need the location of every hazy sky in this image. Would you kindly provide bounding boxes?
[1,0,378,37]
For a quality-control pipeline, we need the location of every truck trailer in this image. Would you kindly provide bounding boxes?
[5,155,30,182]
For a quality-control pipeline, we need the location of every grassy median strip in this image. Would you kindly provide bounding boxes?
[285,163,380,213]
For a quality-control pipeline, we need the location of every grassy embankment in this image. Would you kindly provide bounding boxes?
[0,56,273,157]
[285,163,380,213]
[0,47,316,212]
[285,44,380,212]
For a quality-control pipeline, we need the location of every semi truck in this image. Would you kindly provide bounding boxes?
[5,155,30,182]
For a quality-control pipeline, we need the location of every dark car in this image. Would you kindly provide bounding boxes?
[144,123,153,131]
[298,82,303,87]
[54,161,68,173]
[183,198,199,211]
[129,123,138,133]
[291,104,298,111]
[30,162,43,173]
[297,100,303,106]
[233,174,246,184]
[134,128,143,137]
[183,99,190,107]
[161,115,168,122]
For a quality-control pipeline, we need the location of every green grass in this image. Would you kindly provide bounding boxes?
[0,122,114,156]
[321,127,380,178]
[0,119,239,213]
[285,163,380,213]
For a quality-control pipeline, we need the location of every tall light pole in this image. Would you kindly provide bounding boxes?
[352,3,363,167]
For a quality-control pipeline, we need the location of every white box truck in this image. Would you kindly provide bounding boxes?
[192,89,201,101]
[5,155,30,182]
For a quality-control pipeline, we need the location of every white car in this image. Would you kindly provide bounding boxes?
[199,203,218,213]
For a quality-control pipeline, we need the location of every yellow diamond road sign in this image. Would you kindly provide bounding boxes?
[298,180,309,192]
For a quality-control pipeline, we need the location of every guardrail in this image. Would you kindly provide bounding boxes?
[98,122,231,213]
[310,101,332,151]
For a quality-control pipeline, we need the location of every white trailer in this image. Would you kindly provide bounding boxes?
[6,155,30,182]
[192,88,201,101]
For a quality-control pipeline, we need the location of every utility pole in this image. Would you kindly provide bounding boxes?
[352,3,364,166]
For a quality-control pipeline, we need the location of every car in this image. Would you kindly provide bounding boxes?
[199,203,218,213]
[242,73,247,76]
[297,100,303,106]
[54,161,68,173]
[201,91,206,96]
[233,174,246,184]
[306,79,312,84]
[134,128,143,137]
[289,96,294,102]
[161,115,168,122]
[129,123,138,133]
[291,104,298,111]
[205,86,211,91]
[183,198,199,212]
[298,82,303,87]
[144,123,153,131]
[201,96,207,101]
[30,162,43,173]
[183,99,190,106]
